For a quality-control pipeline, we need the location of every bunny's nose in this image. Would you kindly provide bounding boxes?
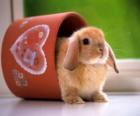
[99,48,103,53]
[98,47,103,56]
[97,43,104,55]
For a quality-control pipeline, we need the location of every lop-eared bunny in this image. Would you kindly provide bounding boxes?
[56,27,119,104]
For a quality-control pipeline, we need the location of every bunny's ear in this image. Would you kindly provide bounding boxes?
[106,42,119,73]
[63,33,79,71]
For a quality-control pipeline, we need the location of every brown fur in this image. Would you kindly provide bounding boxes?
[56,27,118,104]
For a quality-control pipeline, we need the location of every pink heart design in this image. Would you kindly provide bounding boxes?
[10,25,50,75]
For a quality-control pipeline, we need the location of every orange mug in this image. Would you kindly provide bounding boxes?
[1,12,86,99]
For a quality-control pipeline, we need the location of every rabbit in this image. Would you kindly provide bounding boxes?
[56,26,119,104]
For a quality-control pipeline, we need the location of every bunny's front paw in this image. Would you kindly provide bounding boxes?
[91,91,108,102]
[63,96,85,104]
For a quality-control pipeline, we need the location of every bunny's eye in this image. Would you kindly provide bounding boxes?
[82,38,90,45]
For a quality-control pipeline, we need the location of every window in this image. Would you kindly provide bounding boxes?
[24,0,140,58]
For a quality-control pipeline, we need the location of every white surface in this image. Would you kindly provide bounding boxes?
[0,93,140,116]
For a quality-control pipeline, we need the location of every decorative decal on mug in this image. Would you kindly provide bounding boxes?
[11,69,28,87]
[10,25,50,75]
[19,18,33,29]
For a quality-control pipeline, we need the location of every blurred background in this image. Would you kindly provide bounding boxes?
[0,0,140,96]
[23,0,140,58]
